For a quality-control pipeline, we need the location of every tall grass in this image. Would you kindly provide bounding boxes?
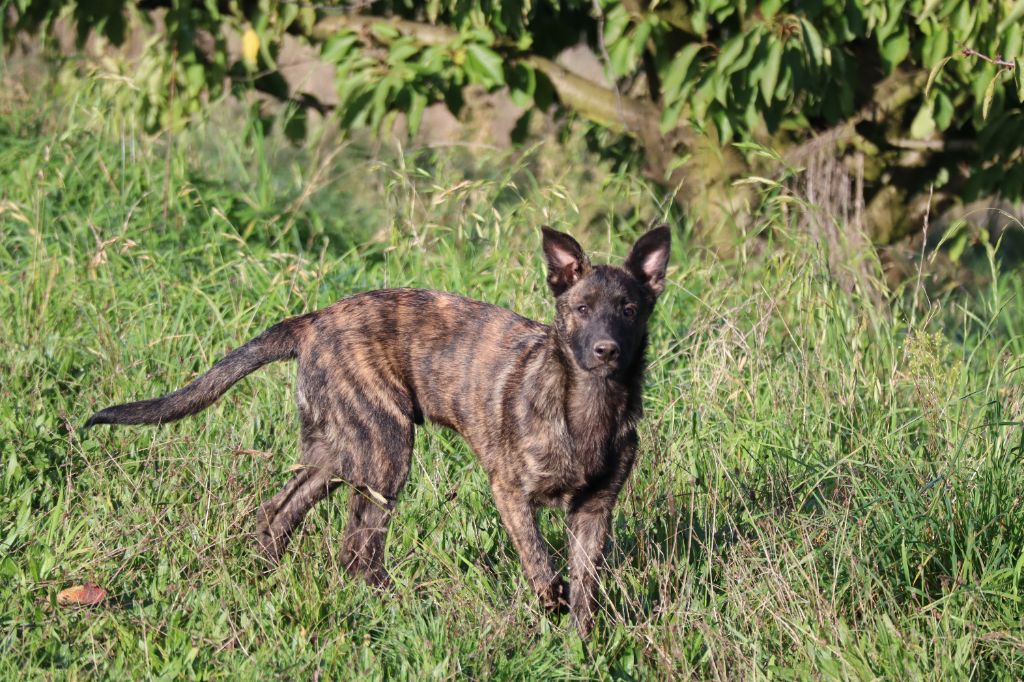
[2,77,1023,679]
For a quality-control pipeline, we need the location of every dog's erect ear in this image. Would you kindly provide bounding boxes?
[541,227,591,296]
[625,225,671,297]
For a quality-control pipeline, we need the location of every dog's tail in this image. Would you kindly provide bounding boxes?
[84,314,313,428]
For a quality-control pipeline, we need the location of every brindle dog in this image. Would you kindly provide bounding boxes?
[85,225,671,636]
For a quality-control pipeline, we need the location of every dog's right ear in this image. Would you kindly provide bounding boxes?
[541,227,591,296]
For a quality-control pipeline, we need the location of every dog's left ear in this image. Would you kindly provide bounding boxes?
[542,226,591,296]
[625,225,671,297]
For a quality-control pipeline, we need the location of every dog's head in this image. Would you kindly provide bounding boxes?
[542,225,671,377]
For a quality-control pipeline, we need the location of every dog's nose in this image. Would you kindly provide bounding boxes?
[592,340,620,363]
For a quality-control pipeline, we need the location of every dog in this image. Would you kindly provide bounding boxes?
[85,225,671,636]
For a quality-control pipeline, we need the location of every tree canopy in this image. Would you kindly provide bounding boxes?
[5,0,1024,248]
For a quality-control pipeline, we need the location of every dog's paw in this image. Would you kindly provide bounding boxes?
[539,577,570,614]
[341,552,394,591]
[363,566,394,591]
[254,519,292,572]
[254,533,285,572]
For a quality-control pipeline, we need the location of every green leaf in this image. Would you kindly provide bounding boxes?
[743,94,759,132]
[608,39,632,76]
[370,22,400,42]
[712,1,735,22]
[185,63,204,97]
[692,10,708,36]
[910,99,936,139]
[715,34,746,74]
[387,40,421,65]
[775,49,794,100]
[713,72,729,105]
[370,75,399,129]
[925,56,952,96]
[462,26,496,45]
[982,72,999,119]
[761,0,783,19]
[322,34,359,63]
[418,45,446,72]
[712,108,733,143]
[661,44,704,104]
[922,25,950,68]
[508,63,536,107]
[691,79,714,121]
[934,91,954,130]
[1003,21,1022,64]
[602,4,631,46]
[628,20,653,70]
[761,39,784,104]
[660,96,686,133]
[407,90,427,135]
[281,2,298,28]
[997,0,1024,33]
[464,44,505,88]
[953,1,977,38]
[1016,58,1024,102]
[948,230,969,263]
[203,0,221,20]
[879,26,910,73]
[727,28,764,76]
[298,7,316,33]
[800,18,824,68]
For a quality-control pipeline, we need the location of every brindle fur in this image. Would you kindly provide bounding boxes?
[85,226,671,636]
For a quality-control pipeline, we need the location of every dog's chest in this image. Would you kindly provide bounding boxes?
[519,415,620,506]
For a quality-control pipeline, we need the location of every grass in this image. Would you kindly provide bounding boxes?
[2,75,1024,679]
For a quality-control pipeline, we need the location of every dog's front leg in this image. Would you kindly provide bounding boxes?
[566,493,615,637]
[567,430,637,637]
[491,479,568,612]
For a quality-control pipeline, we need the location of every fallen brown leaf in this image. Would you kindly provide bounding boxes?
[57,583,107,607]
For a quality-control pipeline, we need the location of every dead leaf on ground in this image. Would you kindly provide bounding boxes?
[57,583,107,607]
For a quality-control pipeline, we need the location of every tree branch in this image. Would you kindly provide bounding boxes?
[961,47,1016,70]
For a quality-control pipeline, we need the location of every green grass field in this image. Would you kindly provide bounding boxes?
[3,81,1024,679]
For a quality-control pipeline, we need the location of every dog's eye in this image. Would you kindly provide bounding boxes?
[623,304,637,319]
[576,304,589,316]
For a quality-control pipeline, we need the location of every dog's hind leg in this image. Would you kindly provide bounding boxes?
[338,416,413,587]
[256,435,340,565]
[340,489,398,587]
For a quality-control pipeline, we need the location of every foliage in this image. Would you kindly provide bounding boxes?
[2,78,1024,678]
[5,0,1024,230]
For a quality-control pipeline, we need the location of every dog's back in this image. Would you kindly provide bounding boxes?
[294,287,549,457]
